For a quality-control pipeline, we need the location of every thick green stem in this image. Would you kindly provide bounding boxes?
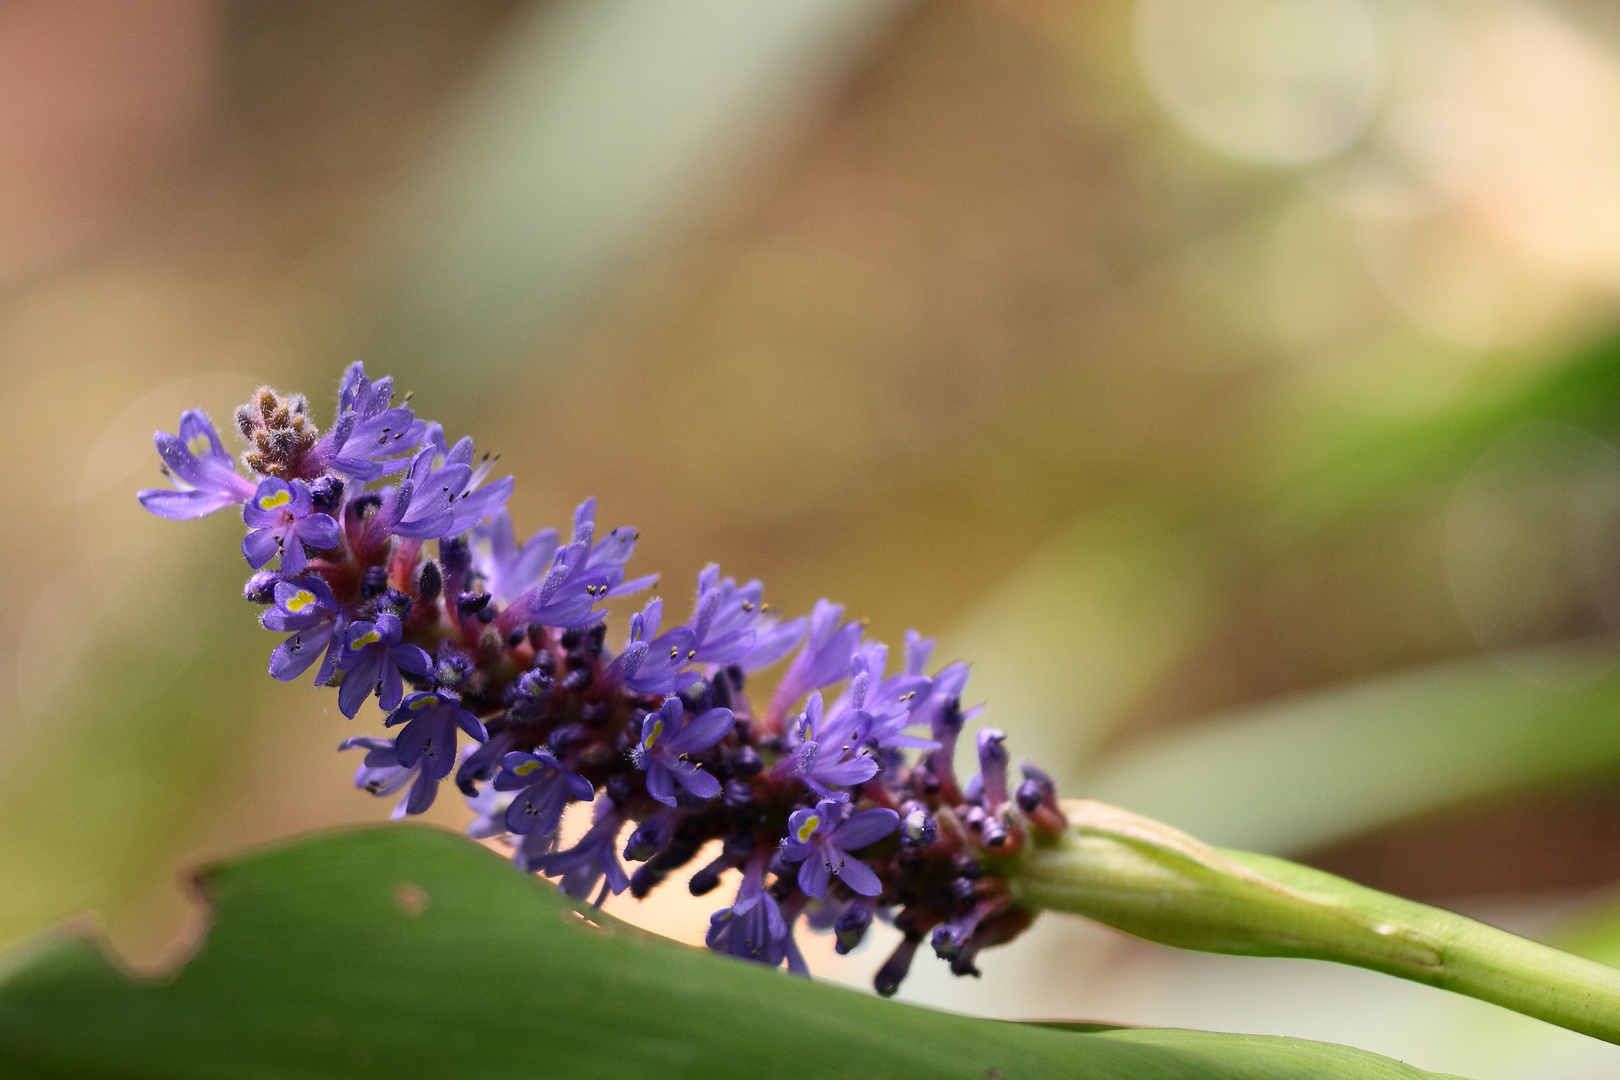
[1012,800,1620,1045]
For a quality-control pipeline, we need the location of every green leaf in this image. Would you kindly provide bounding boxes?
[0,826,1464,1079]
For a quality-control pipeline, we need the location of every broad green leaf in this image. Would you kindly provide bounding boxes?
[0,825,1465,1080]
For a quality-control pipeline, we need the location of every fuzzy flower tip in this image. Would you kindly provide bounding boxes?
[139,364,1069,996]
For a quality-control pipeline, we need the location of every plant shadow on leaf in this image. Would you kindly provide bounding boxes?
[0,825,1470,1079]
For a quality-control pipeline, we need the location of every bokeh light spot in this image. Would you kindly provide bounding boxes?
[1135,0,1383,166]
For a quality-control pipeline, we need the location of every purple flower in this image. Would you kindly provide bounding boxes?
[305,362,425,481]
[536,796,629,903]
[241,478,341,572]
[962,728,1011,819]
[706,856,807,975]
[678,566,808,671]
[513,823,562,874]
[493,750,593,837]
[786,692,878,803]
[610,598,699,696]
[686,566,766,665]
[263,577,344,684]
[471,509,557,603]
[1016,761,1057,815]
[929,896,1008,976]
[391,443,467,540]
[336,612,431,717]
[382,691,488,807]
[346,478,415,558]
[629,697,734,807]
[136,364,1077,1000]
[735,611,808,672]
[833,901,874,955]
[138,410,257,520]
[767,599,863,726]
[339,736,437,818]
[913,658,976,797]
[391,429,514,540]
[464,785,512,839]
[779,800,897,898]
[839,643,936,753]
[501,499,655,632]
[421,427,514,537]
[457,727,518,795]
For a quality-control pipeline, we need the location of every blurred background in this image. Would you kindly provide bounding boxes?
[10,0,1620,1074]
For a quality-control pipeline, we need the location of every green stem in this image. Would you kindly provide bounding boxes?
[1012,800,1620,1045]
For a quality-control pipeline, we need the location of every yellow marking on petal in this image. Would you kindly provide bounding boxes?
[643,719,664,750]
[796,815,821,843]
[259,489,292,510]
[187,433,212,457]
[409,696,433,710]
[286,589,316,613]
[352,630,381,648]
[514,760,541,776]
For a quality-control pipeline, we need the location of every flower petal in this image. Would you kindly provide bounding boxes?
[833,851,883,896]
[797,855,832,899]
[662,707,734,756]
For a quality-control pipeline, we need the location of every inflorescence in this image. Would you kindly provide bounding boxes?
[138,364,1068,994]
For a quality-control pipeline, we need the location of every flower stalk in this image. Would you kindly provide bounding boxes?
[1014,799,1620,1045]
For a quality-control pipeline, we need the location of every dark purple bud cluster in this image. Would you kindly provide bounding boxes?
[138,364,1068,994]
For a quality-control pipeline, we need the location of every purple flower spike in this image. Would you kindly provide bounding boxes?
[138,365,1074,999]
[264,578,344,684]
[138,410,257,520]
[241,477,340,572]
[383,690,488,803]
[536,796,629,904]
[779,799,898,898]
[630,697,734,806]
[787,693,878,803]
[494,749,593,837]
[336,612,431,717]
[340,735,437,818]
